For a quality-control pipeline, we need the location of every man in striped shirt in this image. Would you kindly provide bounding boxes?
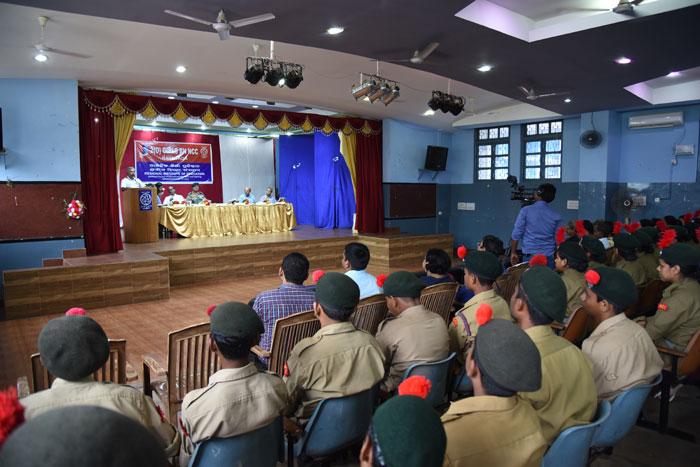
[253,252,316,364]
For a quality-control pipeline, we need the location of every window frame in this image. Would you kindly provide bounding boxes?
[474,125,511,182]
[521,120,563,181]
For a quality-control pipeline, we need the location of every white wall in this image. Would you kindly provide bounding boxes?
[219,135,275,202]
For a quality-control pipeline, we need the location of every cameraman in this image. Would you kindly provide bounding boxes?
[510,183,562,268]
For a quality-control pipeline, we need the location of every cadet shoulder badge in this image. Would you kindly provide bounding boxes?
[178,416,189,438]
[658,303,669,312]
[284,361,290,377]
[452,317,458,327]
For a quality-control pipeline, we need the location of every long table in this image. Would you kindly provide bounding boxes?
[158,203,297,238]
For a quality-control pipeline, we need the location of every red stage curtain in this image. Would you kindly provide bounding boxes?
[355,133,384,233]
[79,93,123,254]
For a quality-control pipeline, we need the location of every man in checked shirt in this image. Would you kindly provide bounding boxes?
[253,252,316,365]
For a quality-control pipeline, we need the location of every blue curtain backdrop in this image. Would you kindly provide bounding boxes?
[279,133,355,228]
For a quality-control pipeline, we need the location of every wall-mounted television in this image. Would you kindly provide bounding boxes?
[424,145,448,171]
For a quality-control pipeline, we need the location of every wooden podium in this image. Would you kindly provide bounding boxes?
[123,188,158,243]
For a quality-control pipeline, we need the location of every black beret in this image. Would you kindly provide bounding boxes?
[639,226,660,242]
[0,406,169,467]
[315,272,360,309]
[191,182,199,187]
[557,242,587,263]
[382,271,427,298]
[474,318,541,392]
[659,243,700,267]
[37,315,109,381]
[613,233,640,250]
[520,265,567,322]
[463,251,503,281]
[585,267,638,309]
[210,302,264,338]
[580,235,605,256]
[632,230,653,247]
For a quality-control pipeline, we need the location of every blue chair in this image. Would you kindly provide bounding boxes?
[400,352,456,408]
[188,414,284,467]
[541,401,611,467]
[292,387,376,465]
[592,373,662,449]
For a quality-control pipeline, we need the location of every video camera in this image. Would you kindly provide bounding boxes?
[507,175,536,207]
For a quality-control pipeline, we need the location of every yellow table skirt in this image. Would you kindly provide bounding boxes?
[158,203,298,238]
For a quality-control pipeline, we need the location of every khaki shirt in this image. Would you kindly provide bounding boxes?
[561,268,586,318]
[178,364,287,467]
[21,377,179,458]
[645,277,700,349]
[442,396,547,467]
[375,304,449,392]
[637,252,660,285]
[448,289,512,365]
[588,260,606,270]
[582,313,663,401]
[284,321,385,425]
[518,326,597,444]
[186,191,207,205]
[616,258,646,287]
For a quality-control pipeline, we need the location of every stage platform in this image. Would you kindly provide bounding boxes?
[2,226,453,320]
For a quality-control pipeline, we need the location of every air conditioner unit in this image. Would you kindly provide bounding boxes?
[628,111,683,130]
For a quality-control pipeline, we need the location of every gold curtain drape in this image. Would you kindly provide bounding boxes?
[114,113,137,168]
[339,132,358,197]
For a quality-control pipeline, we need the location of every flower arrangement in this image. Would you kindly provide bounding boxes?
[203,200,211,206]
[279,197,286,203]
[264,199,270,204]
[62,195,86,220]
[173,200,186,205]
[243,199,249,205]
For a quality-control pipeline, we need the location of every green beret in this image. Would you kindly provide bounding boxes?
[382,270,427,298]
[581,235,605,256]
[210,301,264,338]
[37,315,109,381]
[659,243,700,267]
[372,395,446,467]
[632,230,652,247]
[316,272,360,309]
[0,406,168,467]
[463,250,502,281]
[520,266,567,322]
[474,318,541,392]
[639,226,660,242]
[613,233,640,251]
[557,242,587,263]
[586,267,638,309]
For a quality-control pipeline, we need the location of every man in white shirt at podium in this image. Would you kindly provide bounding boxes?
[238,186,256,204]
[120,166,145,191]
[258,187,277,204]
[162,186,186,206]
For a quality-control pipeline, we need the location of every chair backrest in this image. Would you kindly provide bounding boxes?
[401,352,456,408]
[492,273,509,301]
[623,285,647,318]
[678,329,700,376]
[420,283,459,326]
[30,339,127,393]
[268,310,320,376]
[166,323,221,423]
[562,307,589,344]
[637,279,671,317]
[351,294,388,335]
[591,374,661,448]
[541,401,611,467]
[188,414,284,467]
[498,263,529,303]
[295,388,376,459]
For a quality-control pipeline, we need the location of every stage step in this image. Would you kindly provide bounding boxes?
[63,248,87,258]
[42,258,64,267]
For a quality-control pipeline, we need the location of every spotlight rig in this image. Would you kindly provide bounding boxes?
[428,91,465,116]
[244,42,304,89]
[351,72,400,106]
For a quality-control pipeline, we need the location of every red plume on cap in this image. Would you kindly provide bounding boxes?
[376,274,387,288]
[206,305,217,317]
[397,375,432,399]
[529,254,548,267]
[556,227,566,245]
[65,307,86,316]
[475,303,493,326]
[682,212,693,225]
[694,209,700,220]
[457,245,467,259]
[656,220,668,231]
[312,270,325,283]
[613,221,622,235]
[0,386,25,449]
[629,222,640,233]
[585,269,601,286]
[696,228,700,243]
[622,224,633,233]
[575,220,586,238]
[658,229,677,250]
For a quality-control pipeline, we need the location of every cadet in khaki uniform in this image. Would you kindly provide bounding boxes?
[638,243,700,352]
[581,267,663,401]
[554,242,588,319]
[186,182,208,204]
[639,226,661,257]
[511,265,597,444]
[375,271,449,392]
[633,230,660,284]
[581,235,607,269]
[178,302,287,467]
[20,312,180,459]
[614,233,646,287]
[442,317,547,467]
[284,272,385,426]
[449,250,511,365]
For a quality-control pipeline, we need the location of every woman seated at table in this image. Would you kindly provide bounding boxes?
[421,248,473,304]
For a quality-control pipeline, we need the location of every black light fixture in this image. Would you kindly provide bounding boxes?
[428,90,465,115]
[285,65,304,89]
[244,55,304,89]
[428,91,442,111]
[244,62,264,84]
[263,65,284,86]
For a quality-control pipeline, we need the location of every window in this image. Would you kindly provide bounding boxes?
[475,125,510,181]
[522,120,563,180]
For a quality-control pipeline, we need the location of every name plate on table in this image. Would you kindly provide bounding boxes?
[139,190,153,211]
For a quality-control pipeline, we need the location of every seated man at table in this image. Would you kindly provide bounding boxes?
[258,187,276,204]
[162,186,185,206]
[120,166,145,191]
[238,186,256,204]
[186,183,207,205]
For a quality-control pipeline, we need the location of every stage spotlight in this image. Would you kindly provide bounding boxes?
[382,85,400,105]
[244,64,264,84]
[264,66,284,86]
[428,91,441,111]
[448,95,465,115]
[351,79,377,99]
[285,67,303,89]
[369,82,390,103]
[437,95,451,113]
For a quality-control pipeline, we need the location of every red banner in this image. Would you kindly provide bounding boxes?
[134,141,213,183]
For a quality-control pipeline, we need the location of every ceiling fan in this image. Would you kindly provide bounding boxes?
[517,86,569,101]
[34,16,90,60]
[612,0,646,15]
[384,42,440,64]
[164,9,275,41]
